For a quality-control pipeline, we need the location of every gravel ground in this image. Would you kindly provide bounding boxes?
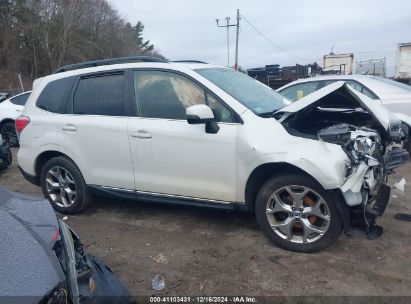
[1,147,411,298]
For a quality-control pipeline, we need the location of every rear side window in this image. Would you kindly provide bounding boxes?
[10,92,30,106]
[37,77,75,113]
[73,73,125,116]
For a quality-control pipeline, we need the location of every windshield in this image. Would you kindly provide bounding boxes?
[195,68,286,114]
[371,77,411,92]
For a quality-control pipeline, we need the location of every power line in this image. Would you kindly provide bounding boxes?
[240,14,315,62]
[240,14,398,64]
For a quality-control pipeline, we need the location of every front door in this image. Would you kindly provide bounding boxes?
[128,70,238,202]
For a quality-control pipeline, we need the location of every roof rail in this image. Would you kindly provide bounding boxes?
[172,60,208,64]
[54,56,168,73]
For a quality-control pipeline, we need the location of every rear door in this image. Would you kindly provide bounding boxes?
[58,71,134,190]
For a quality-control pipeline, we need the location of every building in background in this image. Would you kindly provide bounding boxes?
[356,58,386,77]
[323,53,354,75]
[395,42,411,85]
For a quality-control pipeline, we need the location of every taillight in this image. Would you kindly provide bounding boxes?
[15,115,30,134]
[52,227,59,241]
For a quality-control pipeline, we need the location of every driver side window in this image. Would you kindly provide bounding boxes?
[133,70,234,122]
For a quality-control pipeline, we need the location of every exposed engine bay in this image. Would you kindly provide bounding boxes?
[276,83,409,237]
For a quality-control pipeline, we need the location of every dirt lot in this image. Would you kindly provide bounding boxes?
[1,148,411,298]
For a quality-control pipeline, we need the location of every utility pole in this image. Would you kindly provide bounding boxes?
[234,9,240,71]
[216,9,240,70]
[225,17,230,67]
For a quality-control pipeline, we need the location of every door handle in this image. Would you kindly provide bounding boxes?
[61,125,77,132]
[131,130,152,139]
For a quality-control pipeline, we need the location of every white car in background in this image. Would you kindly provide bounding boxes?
[0,91,31,146]
[277,75,411,145]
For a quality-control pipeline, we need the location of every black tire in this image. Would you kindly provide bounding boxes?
[404,135,411,153]
[0,121,19,147]
[40,156,92,214]
[255,174,343,253]
[401,123,410,152]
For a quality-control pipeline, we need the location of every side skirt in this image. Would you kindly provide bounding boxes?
[87,185,248,212]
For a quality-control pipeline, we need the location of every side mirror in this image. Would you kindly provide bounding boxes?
[186,104,214,124]
[186,104,220,134]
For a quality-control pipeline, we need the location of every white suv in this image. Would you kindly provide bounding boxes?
[17,57,408,252]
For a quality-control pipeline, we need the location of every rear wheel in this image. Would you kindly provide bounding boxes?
[40,156,91,214]
[255,174,342,252]
[0,121,19,147]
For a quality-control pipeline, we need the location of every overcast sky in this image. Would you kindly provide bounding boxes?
[111,0,411,75]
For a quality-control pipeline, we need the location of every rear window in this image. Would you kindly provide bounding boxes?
[10,92,30,106]
[73,73,125,116]
[37,77,75,113]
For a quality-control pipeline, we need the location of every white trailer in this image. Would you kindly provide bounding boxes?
[395,42,411,84]
[323,53,354,75]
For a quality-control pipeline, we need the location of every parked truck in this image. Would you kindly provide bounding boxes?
[395,42,411,85]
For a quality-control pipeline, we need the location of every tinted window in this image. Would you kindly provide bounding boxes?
[37,77,75,113]
[10,92,30,106]
[73,73,125,116]
[134,70,234,122]
[280,82,321,101]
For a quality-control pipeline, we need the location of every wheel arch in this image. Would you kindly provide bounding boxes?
[0,118,15,127]
[35,150,77,178]
[244,162,318,212]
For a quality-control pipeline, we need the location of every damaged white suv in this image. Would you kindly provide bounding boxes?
[17,57,408,252]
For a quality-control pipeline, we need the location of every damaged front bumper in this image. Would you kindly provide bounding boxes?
[319,123,409,234]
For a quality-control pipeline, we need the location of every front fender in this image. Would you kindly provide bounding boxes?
[237,140,349,202]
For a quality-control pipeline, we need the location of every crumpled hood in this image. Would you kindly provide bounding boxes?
[276,81,398,131]
[0,187,65,300]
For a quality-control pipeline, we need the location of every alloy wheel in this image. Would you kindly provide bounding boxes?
[45,166,77,207]
[1,124,18,146]
[266,185,330,243]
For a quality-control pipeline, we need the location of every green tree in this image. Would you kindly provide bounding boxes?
[133,21,153,53]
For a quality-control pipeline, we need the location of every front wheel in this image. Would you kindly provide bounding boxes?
[40,156,92,214]
[255,174,342,253]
